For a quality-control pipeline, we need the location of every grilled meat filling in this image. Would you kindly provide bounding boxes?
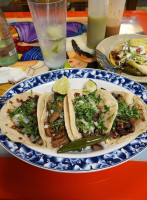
[9,95,43,145]
[110,93,140,138]
[44,94,69,148]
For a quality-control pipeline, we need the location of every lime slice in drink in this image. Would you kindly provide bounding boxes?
[83,79,97,95]
[52,38,64,54]
[47,25,64,40]
[53,76,70,95]
[52,44,59,53]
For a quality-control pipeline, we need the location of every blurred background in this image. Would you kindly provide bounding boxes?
[0,0,147,12]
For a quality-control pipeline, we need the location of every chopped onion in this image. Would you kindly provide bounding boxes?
[30,134,35,142]
[101,141,108,149]
[50,110,54,114]
[12,114,20,126]
[22,117,29,124]
[44,125,49,129]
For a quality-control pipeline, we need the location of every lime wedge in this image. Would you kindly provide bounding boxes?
[53,76,70,95]
[83,79,97,95]
[52,44,59,53]
[47,25,64,40]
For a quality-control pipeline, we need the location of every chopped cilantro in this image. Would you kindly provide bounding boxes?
[89,91,102,103]
[97,118,108,134]
[49,119,64,133]
[73,92,107,134]
[9,107,22,118]
[9,98,39,137]
[117,100,140,119]
[107,113,115,120]
[47,95,64,114]
[103,105,110,114]
[112,100,141,129]
[56,95,65,102]
[73,95,96,122]
[115,118,128,123]
[47,95,65,133]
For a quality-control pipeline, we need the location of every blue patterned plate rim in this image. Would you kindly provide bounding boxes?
[0,68,147,173]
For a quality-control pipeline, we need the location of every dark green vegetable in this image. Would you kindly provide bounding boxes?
[103,105,110,114]
[73,92,108,134]
[123,66,144,76]
[107,113,115,120]
[9,98,39,137]
[57,135,108,153]
[47,95,64,114]
[49,120,64,134]
[117,100,140,119]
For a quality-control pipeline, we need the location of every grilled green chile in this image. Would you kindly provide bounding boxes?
[57,135,108,153]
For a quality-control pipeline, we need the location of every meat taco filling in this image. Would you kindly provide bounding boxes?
[44,93,70,148]
[72,91,110,151]
[8,94,43,145]
[109,93,141,139]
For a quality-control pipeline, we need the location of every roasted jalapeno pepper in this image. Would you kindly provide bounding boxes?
[57,135,108,153]
[123,66,144,76]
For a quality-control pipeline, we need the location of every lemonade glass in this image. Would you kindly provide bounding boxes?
[27,0,66,69]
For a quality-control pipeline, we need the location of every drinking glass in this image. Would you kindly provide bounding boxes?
[27,0,66,69]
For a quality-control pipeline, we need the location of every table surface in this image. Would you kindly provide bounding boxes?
[0,10,147,200]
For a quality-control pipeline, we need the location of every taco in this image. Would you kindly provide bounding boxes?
[109,39,147,76]
[37,92,74,150]
[67,89,118,150]
[0,92,45,147]
[106,91,147,145]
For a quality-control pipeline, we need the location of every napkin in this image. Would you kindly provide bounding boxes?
[0,67,29,84]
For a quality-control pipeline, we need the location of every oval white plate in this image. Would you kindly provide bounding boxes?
[0,68,147,172]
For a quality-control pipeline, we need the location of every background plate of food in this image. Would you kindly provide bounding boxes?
[0,68,147,173]
[96,34,147,83]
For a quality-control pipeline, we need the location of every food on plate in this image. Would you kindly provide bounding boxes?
[0,92,45,147]
[83,79,97,95]
[66,87,118,151]
[37,92,74,150]
[106,91,147,145]
[57,135,108,153]
[1,77,147,154]
[109,39,147,76]
[52,76,70,95]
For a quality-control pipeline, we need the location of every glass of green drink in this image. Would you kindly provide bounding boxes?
[87,0,109,49]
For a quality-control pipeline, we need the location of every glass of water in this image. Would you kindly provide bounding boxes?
[27,0,66,69]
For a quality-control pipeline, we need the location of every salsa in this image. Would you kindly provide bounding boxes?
[87,15,107,49]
